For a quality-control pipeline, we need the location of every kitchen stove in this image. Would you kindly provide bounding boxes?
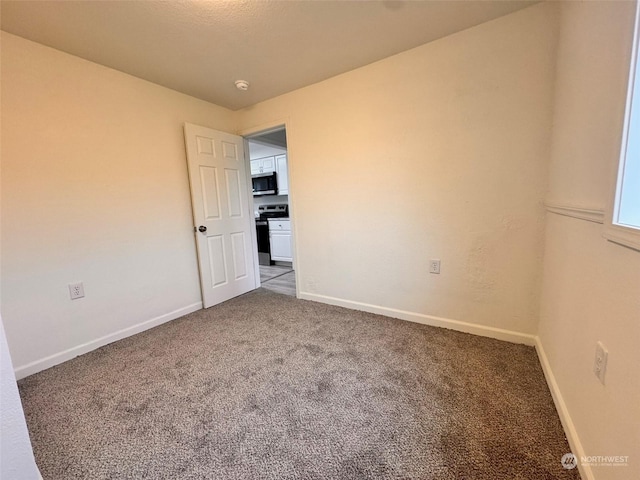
[256,204,289,265]
[258,204,289,219]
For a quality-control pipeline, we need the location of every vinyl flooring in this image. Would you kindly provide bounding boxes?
[259,265,296,297]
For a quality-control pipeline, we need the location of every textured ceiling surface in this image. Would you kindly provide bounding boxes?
[1,0,536,110]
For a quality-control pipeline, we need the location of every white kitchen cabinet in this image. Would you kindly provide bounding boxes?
[250,156,276,175]
[268,219,292,262]
[275,154,288,195]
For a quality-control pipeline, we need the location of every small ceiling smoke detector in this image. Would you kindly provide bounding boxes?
[235,80,249,91]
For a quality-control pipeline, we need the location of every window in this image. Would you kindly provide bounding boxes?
[605,2,640,251]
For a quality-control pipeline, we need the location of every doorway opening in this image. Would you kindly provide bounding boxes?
[245,126,297,297]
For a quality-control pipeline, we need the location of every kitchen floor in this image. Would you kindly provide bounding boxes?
[259,264,296,297]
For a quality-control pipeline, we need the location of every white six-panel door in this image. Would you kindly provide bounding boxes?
[183,123,257,308]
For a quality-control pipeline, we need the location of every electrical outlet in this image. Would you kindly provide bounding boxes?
[593,341,608,385]
[69,282,85,300]
[429,259,441,274]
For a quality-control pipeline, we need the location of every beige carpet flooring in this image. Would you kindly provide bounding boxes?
[19,289,579,479]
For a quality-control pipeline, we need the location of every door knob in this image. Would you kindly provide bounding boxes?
[198,225,207,233]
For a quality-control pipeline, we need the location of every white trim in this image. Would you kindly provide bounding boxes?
[544,202,605,224]
[241,136,262,290]
[239,118,301,299]
[535,337,593,480]
[298,292,537,346]
[14,302,203,380]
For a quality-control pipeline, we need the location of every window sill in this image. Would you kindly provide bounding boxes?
[603,223,640,252]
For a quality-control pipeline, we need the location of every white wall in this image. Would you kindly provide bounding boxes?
[237,3,558,338]
[0,316,40,479]
[0,32,235,375]
[2,4,637,479]
[248,140,286,160]
[0,34,39,480]
[539,3,640,480]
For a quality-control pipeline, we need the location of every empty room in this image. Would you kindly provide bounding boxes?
[1,1,638,479]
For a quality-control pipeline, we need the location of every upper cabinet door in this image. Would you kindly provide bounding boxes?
[275,154,288,195]
[261,156,276,173]
[250,159,261,175]
[250,156,276,175]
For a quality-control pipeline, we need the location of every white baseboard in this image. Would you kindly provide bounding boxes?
[14,302,203,380]
[535,337,593,480]
[298,291,537,346]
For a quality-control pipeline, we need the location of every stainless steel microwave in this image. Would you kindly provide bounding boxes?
[252,172,277,196]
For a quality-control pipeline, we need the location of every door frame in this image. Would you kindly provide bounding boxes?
[241,120,299,298]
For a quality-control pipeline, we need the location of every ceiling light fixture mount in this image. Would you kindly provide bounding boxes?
[235,80,249,91]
